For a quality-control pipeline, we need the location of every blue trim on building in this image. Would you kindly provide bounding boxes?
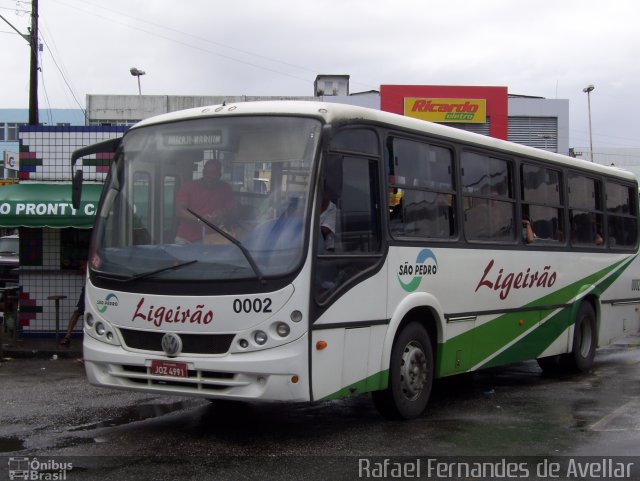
[19,125,129,133]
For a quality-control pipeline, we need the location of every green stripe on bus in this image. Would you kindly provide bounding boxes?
[482,255,635,369]
[320,369,389,401]
[437,255,634,376]
[321,255,635,400]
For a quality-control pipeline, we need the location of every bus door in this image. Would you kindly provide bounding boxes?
[310,145,387,401]
[126,147,191,246]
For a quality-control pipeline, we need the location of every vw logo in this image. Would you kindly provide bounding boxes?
[161,333,183,357]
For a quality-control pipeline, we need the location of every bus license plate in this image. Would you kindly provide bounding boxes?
[150,360,188,378]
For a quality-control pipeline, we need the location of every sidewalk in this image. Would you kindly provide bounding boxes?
[1,335,83,359]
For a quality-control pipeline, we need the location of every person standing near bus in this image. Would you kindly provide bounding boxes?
[175,159,236,243]
[59,261,86,347]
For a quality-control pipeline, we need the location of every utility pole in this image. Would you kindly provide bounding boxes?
[0,1,38,124]
[1,1,39,124]
[28,0,39,125]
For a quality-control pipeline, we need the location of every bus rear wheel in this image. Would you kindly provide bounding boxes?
[372,322,434,420]
[563,301,597,372]
[537,301,597,374]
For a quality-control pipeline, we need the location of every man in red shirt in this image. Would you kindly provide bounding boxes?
[175,159,236,243]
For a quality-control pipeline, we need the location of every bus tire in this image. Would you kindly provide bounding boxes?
[563,301,597,372]
[372,322,433,420]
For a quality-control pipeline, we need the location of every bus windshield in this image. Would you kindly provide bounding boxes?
[90,115,321,282]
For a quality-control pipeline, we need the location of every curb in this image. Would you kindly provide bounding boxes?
[2,348,83,359]
[1,341,83,359]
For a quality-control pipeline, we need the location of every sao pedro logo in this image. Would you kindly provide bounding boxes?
[97,293,119,313]
[398,248,438,292]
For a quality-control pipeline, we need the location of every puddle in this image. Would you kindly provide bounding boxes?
[0,436,25,453]
[68,401,192,432]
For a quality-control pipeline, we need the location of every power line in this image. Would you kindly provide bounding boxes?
[54,0,318,76]
[40,32,85,115]
[40,65,54,124]
[39,20,82,106]
[49,0,317,86]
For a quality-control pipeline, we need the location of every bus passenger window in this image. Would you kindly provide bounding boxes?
[521,163,564,244]
[568,173,603,247]
[606,181,638,247]
[387,137,456,239]
[462,152,515,242]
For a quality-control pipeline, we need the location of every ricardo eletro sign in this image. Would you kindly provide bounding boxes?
[404,97,487,123]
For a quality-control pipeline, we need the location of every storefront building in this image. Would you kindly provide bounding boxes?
[381,85,509,138]
[87,83,569,156]
[380,84,569,154]
[0,125,126,337]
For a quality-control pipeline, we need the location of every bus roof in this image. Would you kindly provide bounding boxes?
[131,100,637,184]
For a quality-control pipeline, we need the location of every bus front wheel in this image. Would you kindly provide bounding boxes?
[372,322,434,420]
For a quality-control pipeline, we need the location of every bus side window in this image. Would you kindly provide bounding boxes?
[521,163,564,244]
[387,137,456,239]
[568,173,603,246]
[606,181,638,248]
[462,152,515,242]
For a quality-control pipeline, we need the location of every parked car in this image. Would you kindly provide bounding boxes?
[0,234,19,287]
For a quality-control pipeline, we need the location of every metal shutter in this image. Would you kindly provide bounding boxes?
[443,118,491,136]
[508,117,558,152]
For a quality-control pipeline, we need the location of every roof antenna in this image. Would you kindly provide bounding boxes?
[222,100,226,106]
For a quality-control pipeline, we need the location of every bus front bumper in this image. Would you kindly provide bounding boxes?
[83,333,310,402]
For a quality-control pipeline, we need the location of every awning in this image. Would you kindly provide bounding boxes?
[0,183,103,228]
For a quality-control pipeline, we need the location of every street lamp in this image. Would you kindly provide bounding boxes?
[537,134,553,152]
[130,67,146,95]
[583,84,595,162]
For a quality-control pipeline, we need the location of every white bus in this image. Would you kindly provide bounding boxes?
[72,101,640,419]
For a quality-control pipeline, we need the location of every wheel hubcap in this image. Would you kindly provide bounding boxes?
[399,341,427,400]
[579,320,592,358]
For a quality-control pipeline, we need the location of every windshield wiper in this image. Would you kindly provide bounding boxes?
[114,260,198,283]
[187,208,266,284]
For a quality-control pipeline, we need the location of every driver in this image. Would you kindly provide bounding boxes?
[175,159,236,243]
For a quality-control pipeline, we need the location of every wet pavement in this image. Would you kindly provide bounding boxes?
[1,335,83,359]
[0,334,639,480]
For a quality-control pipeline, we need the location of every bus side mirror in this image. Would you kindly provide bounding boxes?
[72,169,83,210]
[70,136,122,209]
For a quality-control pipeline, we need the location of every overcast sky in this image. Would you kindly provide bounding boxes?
[1,0,639,150]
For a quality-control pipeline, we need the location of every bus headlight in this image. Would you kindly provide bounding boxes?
[85,315,121,346]
[95,322,106,336]
[253,330,268,345]
[275,322,290,338]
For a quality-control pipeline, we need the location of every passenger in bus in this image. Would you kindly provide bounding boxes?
[175,159,236,243]
[570,213,597,245]
[595,231,604,245]
[522,216,536,243]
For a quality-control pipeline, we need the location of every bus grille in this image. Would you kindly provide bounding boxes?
[119,329,234,354]
[112,364,244,392]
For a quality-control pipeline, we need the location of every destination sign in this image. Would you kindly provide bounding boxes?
[163,131,223,147]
